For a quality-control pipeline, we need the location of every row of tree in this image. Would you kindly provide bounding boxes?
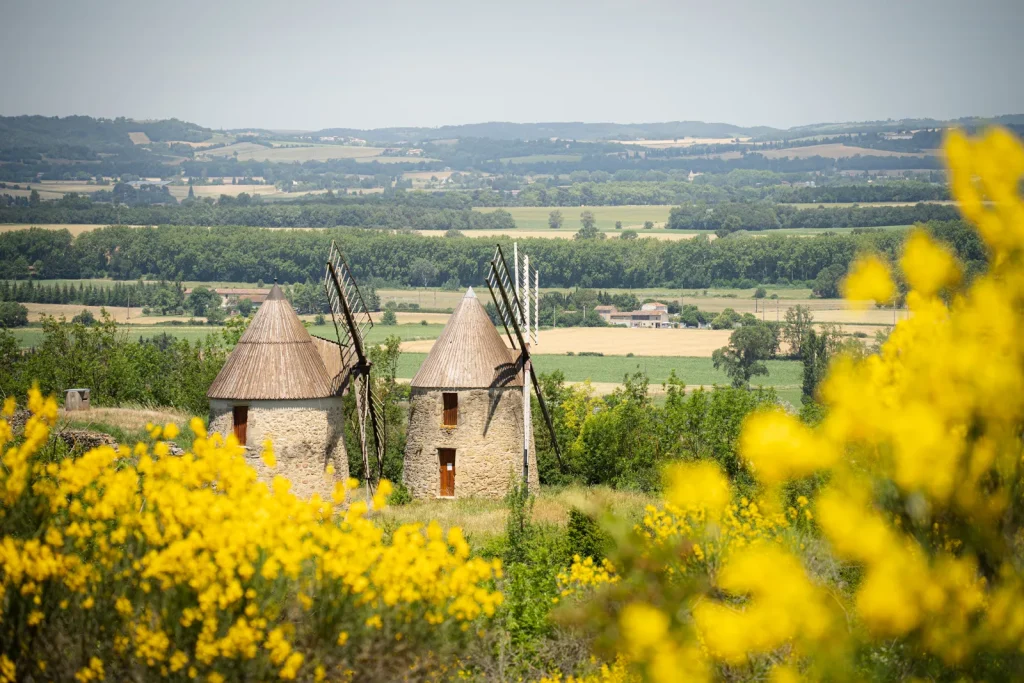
[666,201,959,234]
[0,220,985,291]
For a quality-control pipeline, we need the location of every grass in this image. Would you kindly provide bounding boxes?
[396,352,801,388]
[59,406,194,449]
[378,485,655,545]
[11,323,446,348]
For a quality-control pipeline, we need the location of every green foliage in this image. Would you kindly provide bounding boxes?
[813,263,846,298]
[0,301,28,328]
[536,368,780,492]
[566,508,608,561]
[712,323,778,388]
[548,210,563,230]
[71,309,95,326]
[574,211,604,240]
[783,304,814,358]
[236,297,254,317]
[0,313,225,414]
[710,307,741,329]
[345,335,405,483]
[205,306,225,325]
[187,285,218,316]
[380,309,397,325]
[0,220,983,292]
[663,375,778,487]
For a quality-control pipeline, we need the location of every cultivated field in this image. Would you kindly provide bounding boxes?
[21,303,191,324]
[197,141,385,162]
[401,327,732,357]
[195,142,438,164]
[127,132,151,145]
[758,143,930,159]
[609,137,752,148]
[11,322,446,349]
[395,352,803,400]
[416,228,704,241]
[474,205,675,231]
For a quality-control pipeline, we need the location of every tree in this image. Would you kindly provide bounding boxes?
[71,309,96,326]
[712,323,775,388]
[0,302,28,328]
[620,230,638,240]
[615,221,623,230]
[29,189,40,207]
[206,306,226,325]
[548,210,564,230]
[580,210,596,231]
[236,297,254,317]
[643,221,654,230]
[381,309,397,325]
[710,307,741,330]
[754,286,767,299]
[575,211,603,240]
[813,264,846,298]
[783,305,814,358]
[187,184,195,200]
[409,258,437,287]
[188,286,219,317]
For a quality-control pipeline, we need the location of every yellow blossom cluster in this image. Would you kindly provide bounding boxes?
[556,555,619,598]
[564,127,1024,680]
[0,388,502,681]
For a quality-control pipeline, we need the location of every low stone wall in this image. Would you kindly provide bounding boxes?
[403,387,539,499]
[209,398,348,500]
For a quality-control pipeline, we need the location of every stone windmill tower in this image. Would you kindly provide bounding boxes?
[207,283,349,499]
[403,287,540,499]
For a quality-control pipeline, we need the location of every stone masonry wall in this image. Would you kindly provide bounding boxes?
[209,398,348,500]
[403,387,539,499]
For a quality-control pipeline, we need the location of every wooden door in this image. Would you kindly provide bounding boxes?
[438,449,456,497]
[233,405,248,446]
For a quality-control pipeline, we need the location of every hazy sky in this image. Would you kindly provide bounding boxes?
[2,0,1022,131]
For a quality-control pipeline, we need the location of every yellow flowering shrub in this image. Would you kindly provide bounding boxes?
[0,390,502,682]
[560,127,1024,680]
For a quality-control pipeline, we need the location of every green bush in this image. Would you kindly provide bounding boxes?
[567,508,609,561]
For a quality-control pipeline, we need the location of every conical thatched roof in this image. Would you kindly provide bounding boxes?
[411,287,522,389]
[208,284,340,400]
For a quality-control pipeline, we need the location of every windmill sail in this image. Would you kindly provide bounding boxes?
[323,241,386,489]
[486,244,563,470]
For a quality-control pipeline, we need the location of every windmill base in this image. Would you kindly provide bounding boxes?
[209,398,350,501]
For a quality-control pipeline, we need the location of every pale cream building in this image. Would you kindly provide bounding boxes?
[207,284,348,499]
[403,288,539,499]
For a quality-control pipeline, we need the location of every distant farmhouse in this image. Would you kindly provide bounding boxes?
[595,301,672,328]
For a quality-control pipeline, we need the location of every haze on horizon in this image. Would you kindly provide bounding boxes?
[2,0,1022,132]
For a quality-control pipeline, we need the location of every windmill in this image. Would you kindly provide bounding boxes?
[322,240,386,492]
[485,242,563,482]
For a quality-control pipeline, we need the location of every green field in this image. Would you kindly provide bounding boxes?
[475,205,675,231]
[11,323,445,348]
[396,352,801,389]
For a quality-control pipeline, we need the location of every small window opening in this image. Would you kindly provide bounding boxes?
[442,393,458,427]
